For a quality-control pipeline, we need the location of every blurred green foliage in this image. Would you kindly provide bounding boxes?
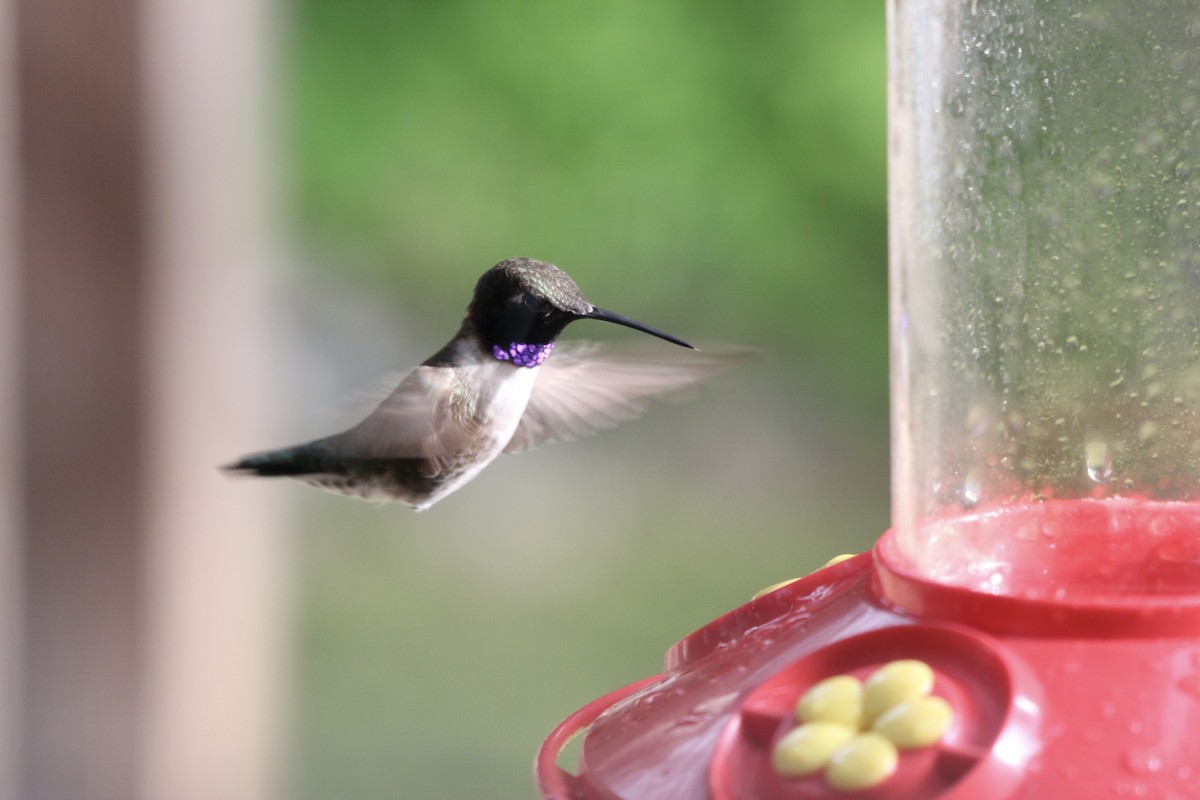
[285,2,887,798]
[290,0,886,398]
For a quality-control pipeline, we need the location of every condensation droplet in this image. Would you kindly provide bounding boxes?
[962,468,983,508]
[1123,747,1165,776]
[1085,440,1113,482]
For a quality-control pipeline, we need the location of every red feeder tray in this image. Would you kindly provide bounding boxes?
[537,499,1200,799]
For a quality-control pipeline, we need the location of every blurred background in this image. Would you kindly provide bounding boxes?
[4,2,886,799]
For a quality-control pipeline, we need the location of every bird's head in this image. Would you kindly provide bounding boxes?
[468,258,693,366]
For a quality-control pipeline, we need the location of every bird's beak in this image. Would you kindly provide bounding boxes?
[583,306,695,349]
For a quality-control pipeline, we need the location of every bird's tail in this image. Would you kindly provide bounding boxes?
[223,441,334,477]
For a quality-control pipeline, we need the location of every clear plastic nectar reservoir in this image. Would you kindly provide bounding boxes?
[888,2,1200,594]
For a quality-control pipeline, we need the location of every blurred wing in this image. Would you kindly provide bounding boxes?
[339,366,481,472]
[504,341,753,454]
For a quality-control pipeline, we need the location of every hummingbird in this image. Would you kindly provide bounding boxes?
[226,257,739,510]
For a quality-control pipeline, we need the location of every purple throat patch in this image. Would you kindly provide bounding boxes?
[493,341,554,368]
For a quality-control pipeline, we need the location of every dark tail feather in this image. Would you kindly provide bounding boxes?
[223,444,330,477]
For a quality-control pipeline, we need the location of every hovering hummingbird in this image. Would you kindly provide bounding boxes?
[226,257,740,510]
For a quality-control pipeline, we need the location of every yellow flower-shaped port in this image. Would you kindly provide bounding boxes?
[862,659,934,725]
[873,695,954,749]
[771,658,953,791]
[826,732,899,792]
[772,721,857,778]
[796,675,863,728]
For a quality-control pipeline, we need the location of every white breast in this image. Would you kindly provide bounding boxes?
[410,361,538,510]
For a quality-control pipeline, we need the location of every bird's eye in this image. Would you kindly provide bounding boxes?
[508,291,540,312]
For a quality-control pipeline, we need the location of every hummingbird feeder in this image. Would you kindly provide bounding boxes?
[537,2,1200,797]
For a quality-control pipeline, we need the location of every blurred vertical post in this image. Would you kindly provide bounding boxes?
[5,0,284,798]
[0,0,18,794]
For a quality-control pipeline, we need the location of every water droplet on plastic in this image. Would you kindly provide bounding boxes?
[1176,672,1200,700]
[1123,748,1165,776]
[962,468,983,508]
[1086,440,1113,482]
[1090,170,1117,199]
[1149,515,1175,537]
[965,404,990,436]
[673,709,714,730]
[1157,539,1190,563]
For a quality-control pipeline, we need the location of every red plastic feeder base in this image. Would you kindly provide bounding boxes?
[537,499,1200,799]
